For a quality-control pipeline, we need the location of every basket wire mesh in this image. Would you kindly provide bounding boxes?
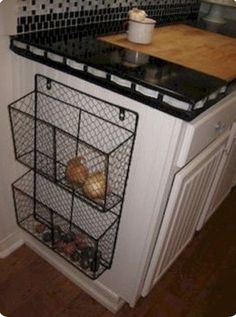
[9,74,138,279]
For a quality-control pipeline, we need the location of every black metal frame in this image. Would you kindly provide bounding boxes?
[9,74,138,279]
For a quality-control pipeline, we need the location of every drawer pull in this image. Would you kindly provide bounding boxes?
[220,123,226,133]
[215,121,226,134]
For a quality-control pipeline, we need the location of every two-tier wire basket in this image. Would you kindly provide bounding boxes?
[9,74,138,279]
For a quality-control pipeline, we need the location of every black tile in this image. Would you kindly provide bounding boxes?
[24,24,29,32]
[20,16,26,24]
[16,0,200,34]
[17,25,23,33]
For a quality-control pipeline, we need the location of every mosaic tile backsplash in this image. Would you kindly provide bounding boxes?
[17,0,200,33]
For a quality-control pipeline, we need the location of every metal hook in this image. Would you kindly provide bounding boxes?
[119,108,125,121]
[46,79,52,90]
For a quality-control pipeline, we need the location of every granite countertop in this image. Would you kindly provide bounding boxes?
[10,19,236,121]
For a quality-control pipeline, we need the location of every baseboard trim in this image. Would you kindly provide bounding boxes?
[22,231,124,313]
[0,230,23,259]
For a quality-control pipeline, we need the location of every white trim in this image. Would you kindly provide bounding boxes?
[13,40,27,50]
[87,66,107,78]
[176,125,195,167]
[22,231,124,313]
[66,59,85,71]
[110,75,132,88]
[135,85,159,98]
[135,119,183,302]
[163,95,190,111]
[47,52,64,63]
[29,45,44,57]
[0,230,23,259]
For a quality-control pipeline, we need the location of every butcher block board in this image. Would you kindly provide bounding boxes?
[99,24,236,81]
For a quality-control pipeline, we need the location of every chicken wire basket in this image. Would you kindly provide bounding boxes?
[12,170,121,279]
[9,74,138,212]
[9,74,138,279]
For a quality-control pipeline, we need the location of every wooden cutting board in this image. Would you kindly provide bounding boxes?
[99,24,236,81]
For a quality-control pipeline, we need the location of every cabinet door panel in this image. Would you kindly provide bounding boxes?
[153,133,228,283]
[207,123,236,220]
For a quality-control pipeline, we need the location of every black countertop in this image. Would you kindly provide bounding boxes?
[10,19,236,121]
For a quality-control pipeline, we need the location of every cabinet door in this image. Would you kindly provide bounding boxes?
[143,133,228,292]
[201,122,236,225]
[216,122,236,194]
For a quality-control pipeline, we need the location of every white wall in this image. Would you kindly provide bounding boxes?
[0,0,23,255]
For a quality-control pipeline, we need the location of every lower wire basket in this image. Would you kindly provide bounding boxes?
[12,169,120,279]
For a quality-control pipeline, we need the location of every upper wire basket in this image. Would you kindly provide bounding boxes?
[9,74,138,213]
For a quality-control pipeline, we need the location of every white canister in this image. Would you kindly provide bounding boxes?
[127,18,156,44]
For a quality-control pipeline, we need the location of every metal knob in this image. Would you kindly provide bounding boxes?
[215,121,226,134]
[215,121,222,132]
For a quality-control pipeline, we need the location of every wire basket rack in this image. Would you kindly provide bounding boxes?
[9,74,138,279]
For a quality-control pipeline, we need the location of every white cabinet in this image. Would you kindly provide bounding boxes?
[7,49,236,309]
[142,91,236,297]
[214,121,236,202]
[9,57,186,308]
[197,121,236,229]
[142,132,229,296]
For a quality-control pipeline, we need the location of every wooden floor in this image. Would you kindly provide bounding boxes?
[0,187,236,317]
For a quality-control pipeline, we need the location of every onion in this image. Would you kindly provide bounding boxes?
[75,233,88,249]
[83,171,108,200]
[128,8,147,22]
[35,223,46,234]
[65,156,89,187]
[54,240,66,253]
[63,242,77,256]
